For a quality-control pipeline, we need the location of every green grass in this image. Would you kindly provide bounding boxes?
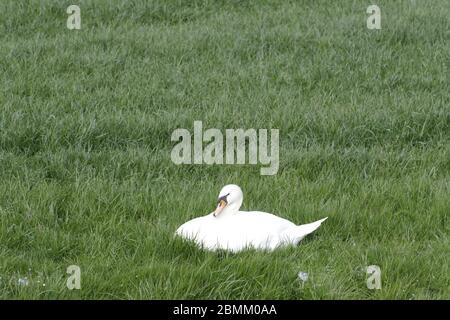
[0,0,449,299]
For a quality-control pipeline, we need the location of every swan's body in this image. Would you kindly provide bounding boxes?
[176,185,327,252]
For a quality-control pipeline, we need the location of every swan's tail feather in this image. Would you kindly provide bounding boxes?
[282,217,328,245]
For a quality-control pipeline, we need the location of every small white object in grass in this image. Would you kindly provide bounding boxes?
[18,278,29,286]
[297,272,309,282]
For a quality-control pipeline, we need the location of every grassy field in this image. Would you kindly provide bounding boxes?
[0,0,449,299]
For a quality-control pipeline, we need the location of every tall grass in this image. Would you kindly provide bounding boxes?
[0,0,448,299]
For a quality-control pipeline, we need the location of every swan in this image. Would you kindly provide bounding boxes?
[175,184,327,252]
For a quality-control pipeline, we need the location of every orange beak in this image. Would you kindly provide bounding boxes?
[213,199,227,217]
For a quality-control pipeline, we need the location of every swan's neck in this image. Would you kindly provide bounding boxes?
[217,202,240,218]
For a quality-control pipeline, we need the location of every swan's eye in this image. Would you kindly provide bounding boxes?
[217,193,230,204]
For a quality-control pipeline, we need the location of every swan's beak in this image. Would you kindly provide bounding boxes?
[213,199,227,217]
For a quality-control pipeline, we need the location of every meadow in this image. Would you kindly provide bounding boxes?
[0,0,449,299]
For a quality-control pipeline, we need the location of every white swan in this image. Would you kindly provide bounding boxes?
[175,184,327,252]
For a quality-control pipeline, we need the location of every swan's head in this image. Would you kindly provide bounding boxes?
[213,184,243,217]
